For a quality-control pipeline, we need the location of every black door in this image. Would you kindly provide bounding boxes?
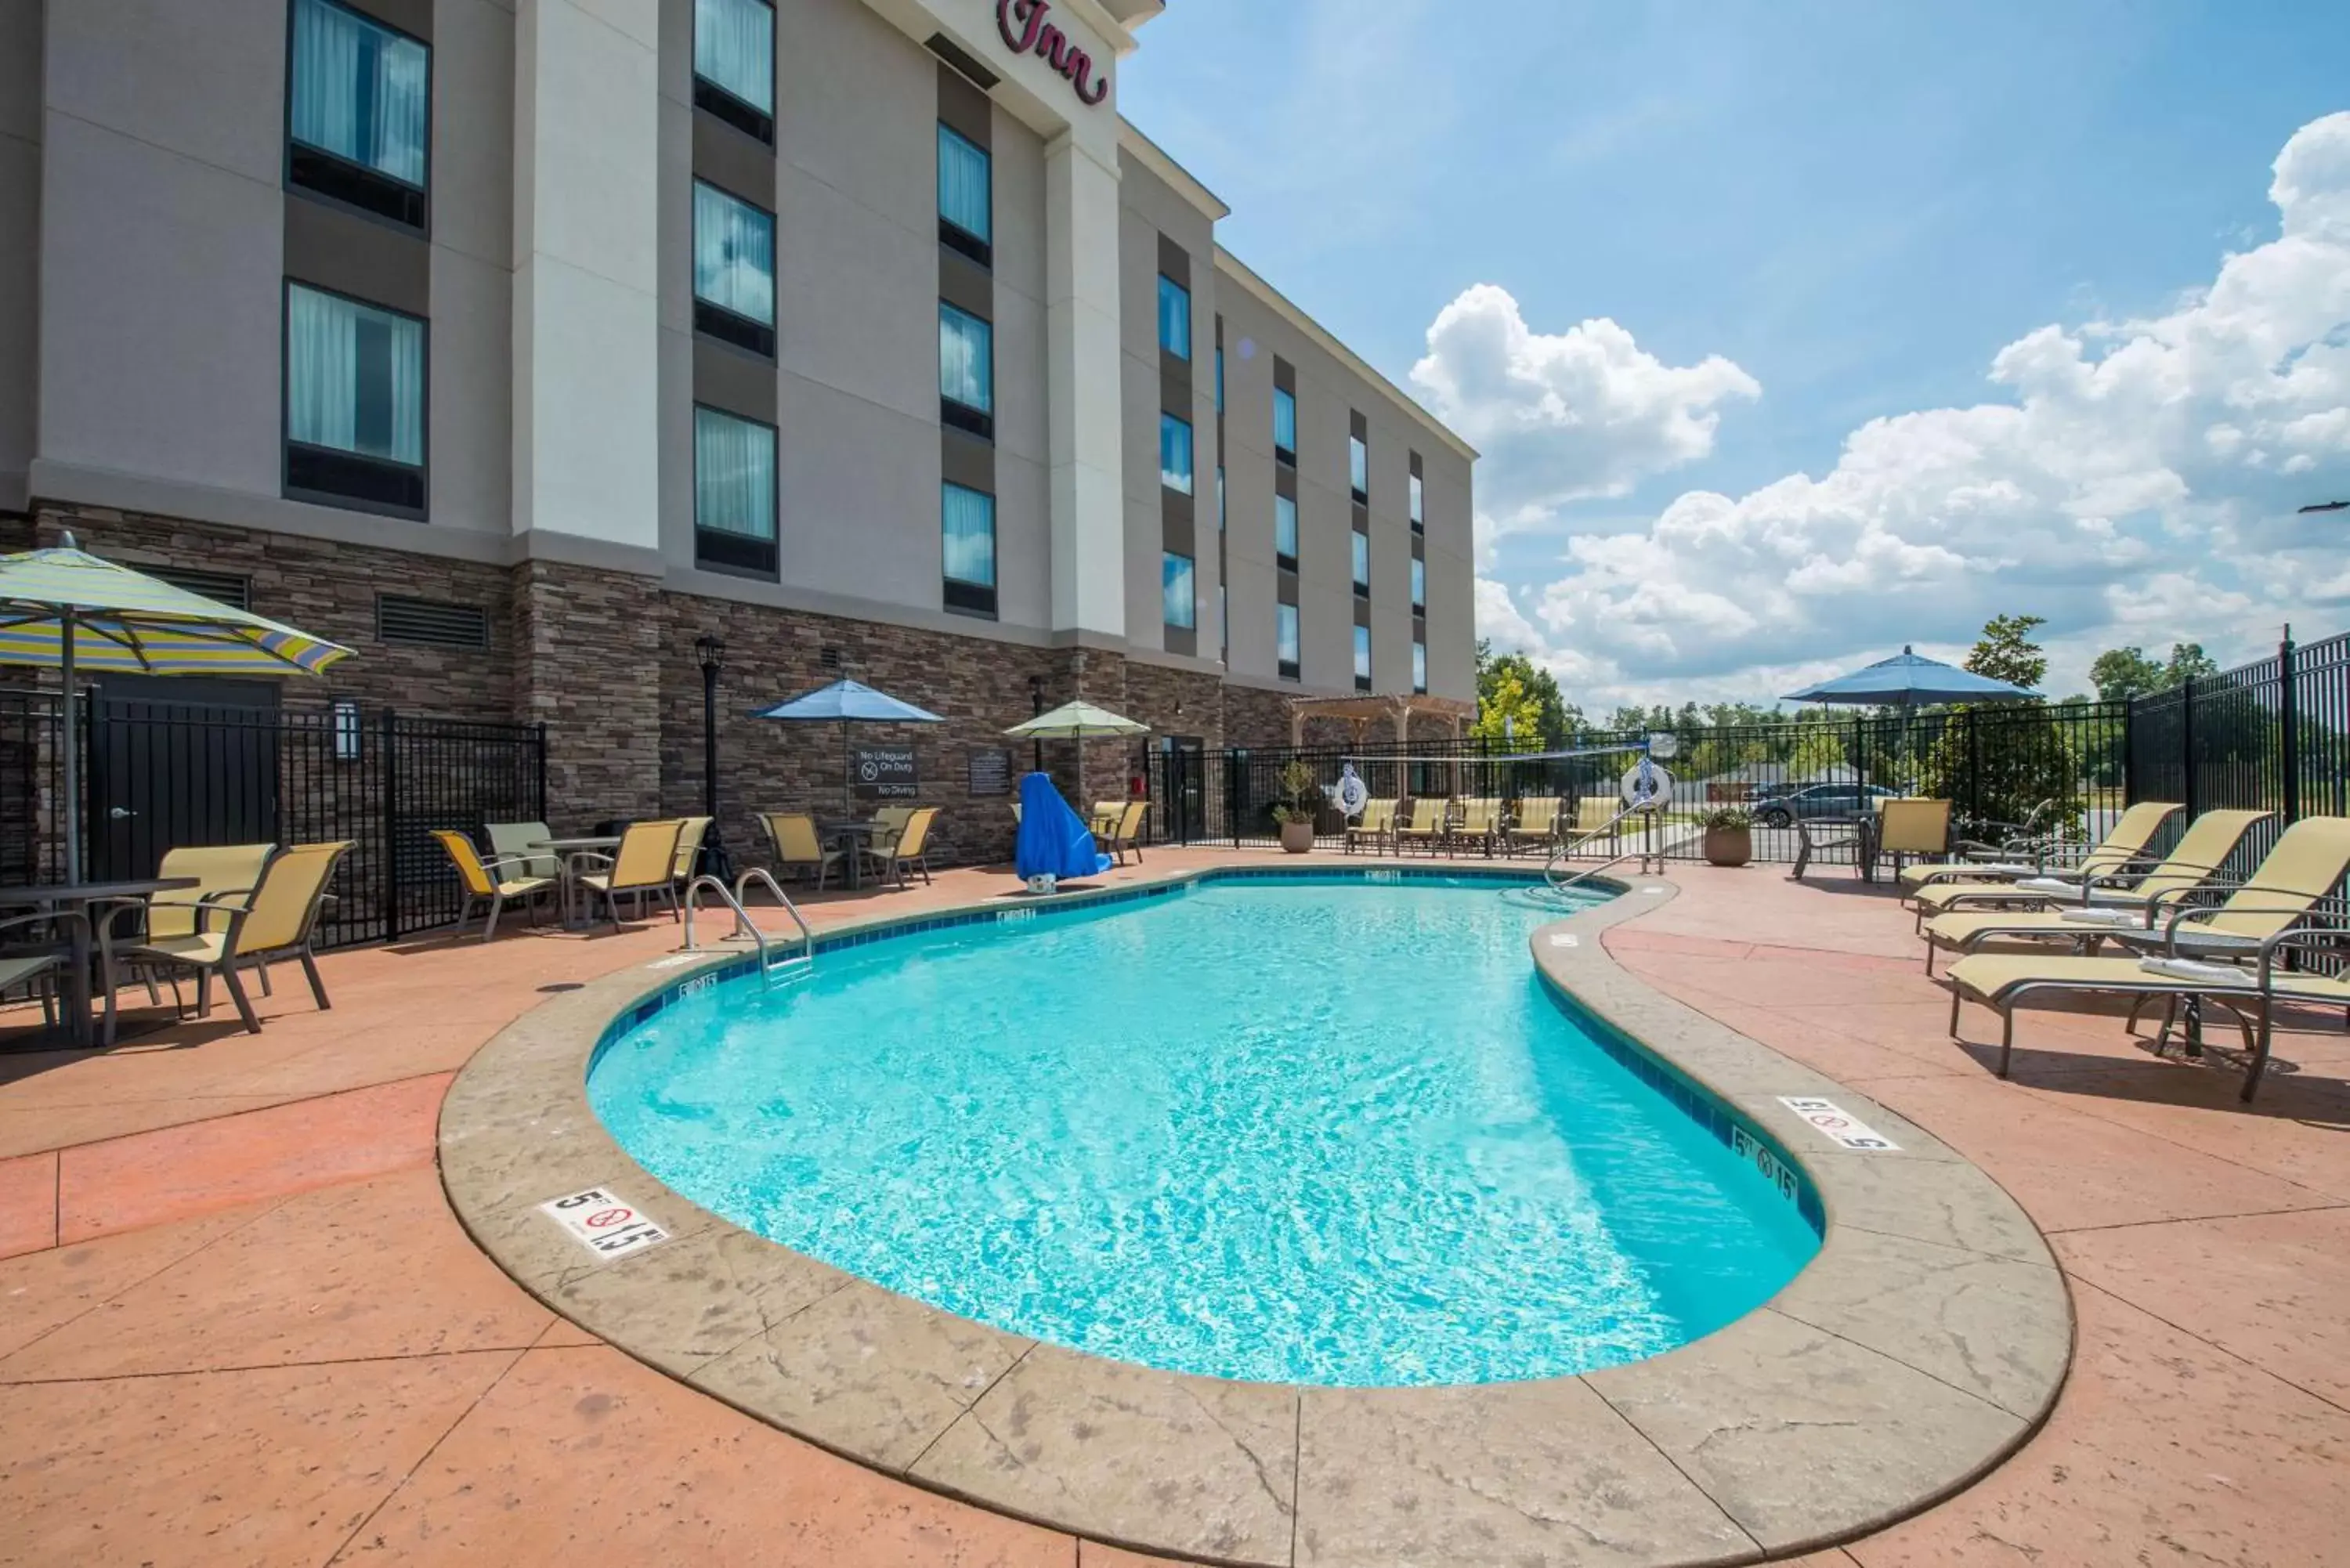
[88,676,283,880]
[1162,735,1206,843]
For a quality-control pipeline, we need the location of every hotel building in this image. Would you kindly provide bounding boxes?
[0,0,1476,861]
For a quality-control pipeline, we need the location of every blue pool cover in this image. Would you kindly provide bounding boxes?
[1014,771,1112,881]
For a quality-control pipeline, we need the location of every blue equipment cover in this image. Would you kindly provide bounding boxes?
[1014,772,1112,881]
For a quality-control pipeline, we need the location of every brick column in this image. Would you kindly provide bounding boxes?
[512,561,662,830]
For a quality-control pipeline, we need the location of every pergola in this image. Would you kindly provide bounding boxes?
[1286,692,1476,748]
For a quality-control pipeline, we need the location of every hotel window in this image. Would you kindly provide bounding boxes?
[942,481,996,617]
[939,302,994,440]
[1350,529,1369,596]
[1217,466,1225,531]
[1409,471,1425,533]
[1349,434,1368,503]
[1215,345,1224,413]
[1411,556,1426,613]
[1219,584,1228,658]
[1159,414,1194,495]
[1353,625,1372,691]
[1162,551,1196,629]
[693,0,775,143]
[1277,603,1301,681]
[693,404,778,576]
[1274,494,1299,569]
[1157,275,1191,360]
[938,124,991,267]
[1412,639,1428,695]
[284,281,425,516]
[1272,388,1297,465]
[287,0,429,230]
[692,180,776,357]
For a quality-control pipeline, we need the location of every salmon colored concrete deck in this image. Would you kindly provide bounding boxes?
[2,851,2346,1566]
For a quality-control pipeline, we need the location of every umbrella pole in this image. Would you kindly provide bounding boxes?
[60,623,80,885]
[841,722,851,820]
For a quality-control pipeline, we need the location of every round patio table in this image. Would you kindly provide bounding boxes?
[817,821,877,891]
[530,837,622,929]
[0,877,199,1048]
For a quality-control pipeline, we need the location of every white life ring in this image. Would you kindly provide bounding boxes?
[1620,759,1673,810]
[1334,764,1370,818]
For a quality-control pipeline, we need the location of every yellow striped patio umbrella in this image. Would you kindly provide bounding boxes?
[0,533,356,881]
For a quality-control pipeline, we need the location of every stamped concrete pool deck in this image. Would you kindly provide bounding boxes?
[3,851,2348,1566]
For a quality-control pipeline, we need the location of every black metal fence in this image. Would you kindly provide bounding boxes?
[1140,627,2350,870]
[0,690,546,948]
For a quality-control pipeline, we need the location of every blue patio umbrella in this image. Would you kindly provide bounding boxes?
[1784,646,2038,790]
[751,678,945,816]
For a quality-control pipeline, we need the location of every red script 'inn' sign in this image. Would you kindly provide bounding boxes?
[997,0,1111,107]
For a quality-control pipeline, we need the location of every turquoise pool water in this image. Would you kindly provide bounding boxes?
[589,876,1820,1387]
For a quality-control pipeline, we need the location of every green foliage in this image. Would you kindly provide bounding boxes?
[1269,758,1321,826]
[1927,613,2080,834]
[1786,728,1846,780]
[1967,614,2050,692]
[2166,641,2219,683]
[1470,667,1544,746]
[1701,805,1754,831]
[1473,639,1579,742]
[2091,641,2221,700]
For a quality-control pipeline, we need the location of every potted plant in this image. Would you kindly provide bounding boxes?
[1271,760,1321,854]
[1701,805,1754,867]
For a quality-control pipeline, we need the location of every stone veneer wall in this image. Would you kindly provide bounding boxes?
[515,562,663,832]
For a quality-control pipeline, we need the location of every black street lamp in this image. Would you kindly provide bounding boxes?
[1027,674,1045,772]
[695,634,733,881]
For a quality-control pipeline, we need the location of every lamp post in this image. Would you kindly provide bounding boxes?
[1027,674,1045,772]
[695,634,732,880]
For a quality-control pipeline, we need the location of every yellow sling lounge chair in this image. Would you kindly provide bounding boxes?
[1454,798,1503,856]
[1906,800,2185,923]
[122,841,353,1033]
[575,820,687,928]
[1506,797,1562,857]
[432,830,557,943]
[1393,797,1449,855]
[1347,799,1398,855]
[764,812,843,891]
[671,816,714,887]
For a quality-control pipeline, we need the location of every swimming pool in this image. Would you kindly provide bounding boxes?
[588,873,1820,1387]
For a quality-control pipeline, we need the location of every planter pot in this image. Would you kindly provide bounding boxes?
[1702,826,1752,868]
[1279,820,1315,854]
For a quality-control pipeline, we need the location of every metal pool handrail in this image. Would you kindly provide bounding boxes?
[682,871,814,977]
[1547,801,1664,890]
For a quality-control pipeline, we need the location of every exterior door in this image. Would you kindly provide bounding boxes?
[88,675,283,880]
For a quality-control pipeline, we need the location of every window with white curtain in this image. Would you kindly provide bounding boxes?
[694,0,775,139]
[287,0,429,227]
[1354,624,1372,687]
[1350,529,1369,593]
[1277,602,1301,675]
[939,302,993,436]
[1157,275,1191,360]
[942,482,996,616]
[1411,555,1426,612]
[693,405,778,575]
[1274,493,1299,564]
[692,180,776,353]
[1273,386,1297,461]
[284,282,425,512]
[1349,433,1368,499]
[1217,465,1225,530]
[1159,414,1194,494]
[938,125,991,264]
[1162,551,1195,629]
[1413,639,1428,694]
[1410,469,1425,529]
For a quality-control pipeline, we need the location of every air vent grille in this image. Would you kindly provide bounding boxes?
[377,594,490,650]
[151,568,253,611]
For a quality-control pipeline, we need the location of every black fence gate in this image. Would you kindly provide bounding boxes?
[0,689,546,948]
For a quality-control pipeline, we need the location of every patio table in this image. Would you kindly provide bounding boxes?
[0,877,198,1048]
[530,837,622,929]
[817,820,877,891]
[1791,814,1881,882]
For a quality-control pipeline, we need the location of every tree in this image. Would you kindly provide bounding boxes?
[1473,639,1577,742]
[2165,642,2219,684]
[1471,668,1543,746]
[1967,614,2049,692]
[1928,612,2080,835]
[2089,646,2168,703]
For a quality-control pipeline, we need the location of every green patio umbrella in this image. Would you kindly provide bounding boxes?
[1004,699,1149,808]
[0,533,356,882]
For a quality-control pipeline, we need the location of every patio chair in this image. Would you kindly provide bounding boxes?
[1945,891,2350,1100]
[125,843,277,1007]
[1875,797,1954,880]
[1904,800,2182,909]
[1455,797,1503,856]
[120,840,353,1033]
[866,805,914,853]
[1919,808,2274,973]
[1506,797,1563,858]
[763,812,843,891]
[1346,799,1398,855]
[1095,800,1147,866]
[1571,796,1622,847]
[485,821,562,881]
[1393,797,1449,855]
[671,815,714,885]
[573,819,687,927]
[0,909,78,1035]
[862,806,939,889]
[432,830,556,943]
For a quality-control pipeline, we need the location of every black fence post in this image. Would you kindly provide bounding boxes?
[1965,711,1981,827]
[2121,698,2137,806]
[534,721,550,823]
[2279,626,2300,825]
[380,708,400,941]
[2179,679,2198,819]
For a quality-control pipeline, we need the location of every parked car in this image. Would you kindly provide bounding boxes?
[1753,783,1897,829]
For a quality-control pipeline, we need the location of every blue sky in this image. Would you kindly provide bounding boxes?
[1120,1,2350,704]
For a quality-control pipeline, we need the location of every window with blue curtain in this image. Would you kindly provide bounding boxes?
[1354,624,1372,684]
[1350,434,1368,497]
[1277,603,1300,672]
[1159,414,1194,494]
[1410,470,1425,528]
[1413,640,1428,693]
[692,181,775,327]
[1350,529,1369,591]
[1157,275,1191,359]
[938,125,991,255]
[694,0,774,115]
[942,482,996,588]
[291,0,428,186]
[1411,556,1426,611]
[1274,493,1298,562]
[286,283,425,468]
[1162,552,1195,628]
[693,405,778,573]
[939,302,993,421]
[1273,387,1297,460]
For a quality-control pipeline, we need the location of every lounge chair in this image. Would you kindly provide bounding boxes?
[671,815,714,886]
[432,830,557,942]
[1919,808,2275,973]
[485,821,562,882]
[764,812,843,891]
[121,841,353,1033]
[1096,800,1147,866]
[1347,799,1398,855]
[1905,801,2185,919]
[127,843,276,1007]
[1874,797,1953,880]
[866,805,914,854]
[1505,797,1562,858]
[1393,797,1449,855]
[0,910,79,1036]
[1571,796,1622,850]
[1946,891,2350,1100]
[573,819,686,927]
[1454,798,1503,857]
[863,806,938,888]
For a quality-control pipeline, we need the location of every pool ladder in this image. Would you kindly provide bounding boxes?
[682,870,815,983]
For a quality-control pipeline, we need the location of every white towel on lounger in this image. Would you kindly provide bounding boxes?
[2060,908,2149,927]
[2137,956,2253,985]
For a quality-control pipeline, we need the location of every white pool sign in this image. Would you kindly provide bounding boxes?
[540,1187,671,1262]
[1777,1096,1901,1152]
